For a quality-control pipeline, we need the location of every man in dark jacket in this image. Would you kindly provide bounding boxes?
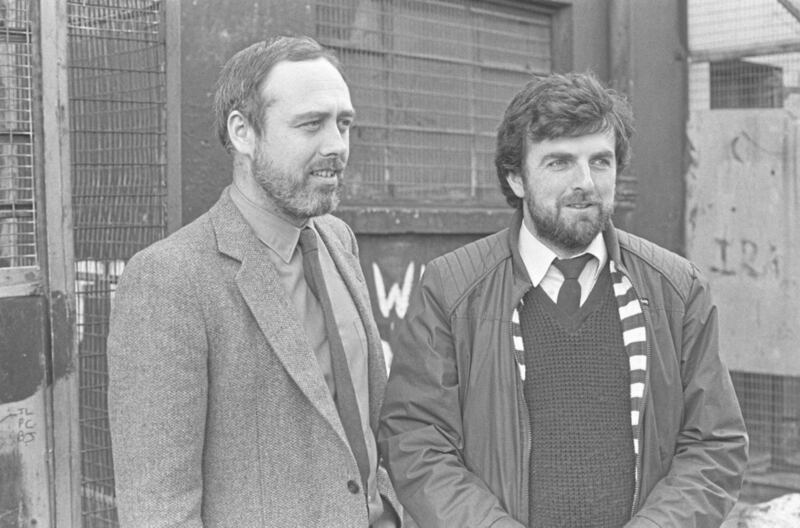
[378,72,748,528]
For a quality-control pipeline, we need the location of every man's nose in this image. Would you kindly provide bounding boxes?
[320,122,348,159]
[572,160,595,189]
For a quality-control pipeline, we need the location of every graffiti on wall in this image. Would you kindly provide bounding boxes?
[709,237,781,278]
[0,395,47,525]
[370,261,425,370]
[372,261,423,320]
[686,110,800,374]
[0,407,36,450]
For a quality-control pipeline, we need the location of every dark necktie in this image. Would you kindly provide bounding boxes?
[552,254,593,313]
[298,227,370,493]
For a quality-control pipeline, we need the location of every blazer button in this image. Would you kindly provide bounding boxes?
[347,480,360,494]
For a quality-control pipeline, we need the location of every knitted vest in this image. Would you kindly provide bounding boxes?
[520,267,634,528]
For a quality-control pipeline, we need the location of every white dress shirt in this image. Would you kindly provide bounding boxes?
[517,221,608,307]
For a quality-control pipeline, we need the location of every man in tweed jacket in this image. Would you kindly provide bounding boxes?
[379,72,747,527]
[107,36,399,527]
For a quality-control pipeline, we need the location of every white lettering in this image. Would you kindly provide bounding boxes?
[372,261,416,319]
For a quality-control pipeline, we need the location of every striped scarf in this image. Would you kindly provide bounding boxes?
[511,260,648,474]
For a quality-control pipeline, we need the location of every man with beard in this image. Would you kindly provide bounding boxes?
[378,72,747,528]
[107,36,400,527]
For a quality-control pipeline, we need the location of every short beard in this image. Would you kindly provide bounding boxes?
[253,151,342,220]
[527,191,612,252]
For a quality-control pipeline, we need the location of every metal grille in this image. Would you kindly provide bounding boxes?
[731,372,800,482]
[313,0,553,205]
[68,1,167,526]
[688,0,800,492]
[0,0,35,268]
[689,0,800,113]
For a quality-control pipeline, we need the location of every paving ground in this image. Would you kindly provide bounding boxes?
[721,493,800,528]
[720,501,749,528]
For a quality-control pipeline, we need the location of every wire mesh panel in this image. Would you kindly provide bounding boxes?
[731,372,800,475]
[312,0,553,205]
[67,1,167,525]
[689,0,800,113]
[687,0,800,492]
[0,0,35,269]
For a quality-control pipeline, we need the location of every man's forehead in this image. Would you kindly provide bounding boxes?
[529,129,616,153]
[261,58,350,105]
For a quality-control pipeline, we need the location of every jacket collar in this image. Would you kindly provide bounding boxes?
[603,221,623,266]
[506,208,532,287]
[208,186,253,263]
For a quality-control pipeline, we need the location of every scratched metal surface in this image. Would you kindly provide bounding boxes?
[0,296,49,527]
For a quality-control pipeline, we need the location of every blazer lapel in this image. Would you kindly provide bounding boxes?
[209,190,348,445]
[315,219,388,430]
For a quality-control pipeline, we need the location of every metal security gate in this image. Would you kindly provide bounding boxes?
[310,0,555,206]
[66,1,179,525]
[0,1,49,526]
[0,0,35,270]
[686,0,800,497]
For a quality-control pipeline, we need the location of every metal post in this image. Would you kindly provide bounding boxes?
[40,0,81,525]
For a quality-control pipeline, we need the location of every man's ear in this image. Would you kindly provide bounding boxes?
[506,171,525,199]
[227,110,255,157]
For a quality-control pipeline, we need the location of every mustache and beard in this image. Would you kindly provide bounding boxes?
[526,188,614,252]
[253,146,346,221]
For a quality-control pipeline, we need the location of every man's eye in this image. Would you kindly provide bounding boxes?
[547,159,568,169]
[338,118,354,131]
[300,120,322,130]
[592,158,613,168]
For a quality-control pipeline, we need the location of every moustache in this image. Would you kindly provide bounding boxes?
[308,159,346,173]
[560,191,600,207]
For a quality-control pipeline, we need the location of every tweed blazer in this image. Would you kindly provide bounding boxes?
[107,188,398,527]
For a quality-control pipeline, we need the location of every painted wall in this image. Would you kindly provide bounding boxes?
[626,0,687,255]
[571,0,611,77]
[356,234,480,367]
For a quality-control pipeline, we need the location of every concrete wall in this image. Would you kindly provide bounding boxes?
[686,110,800,375]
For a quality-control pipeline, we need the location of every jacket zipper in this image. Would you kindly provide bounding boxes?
[630,290,653,518]
[510,290,531,523]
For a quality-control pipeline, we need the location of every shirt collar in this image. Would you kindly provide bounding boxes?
[517,220,608,286]
[229,183,306,263]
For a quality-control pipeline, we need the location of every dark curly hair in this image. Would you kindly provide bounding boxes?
[494,72,634,209]
[213,36,342,153]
